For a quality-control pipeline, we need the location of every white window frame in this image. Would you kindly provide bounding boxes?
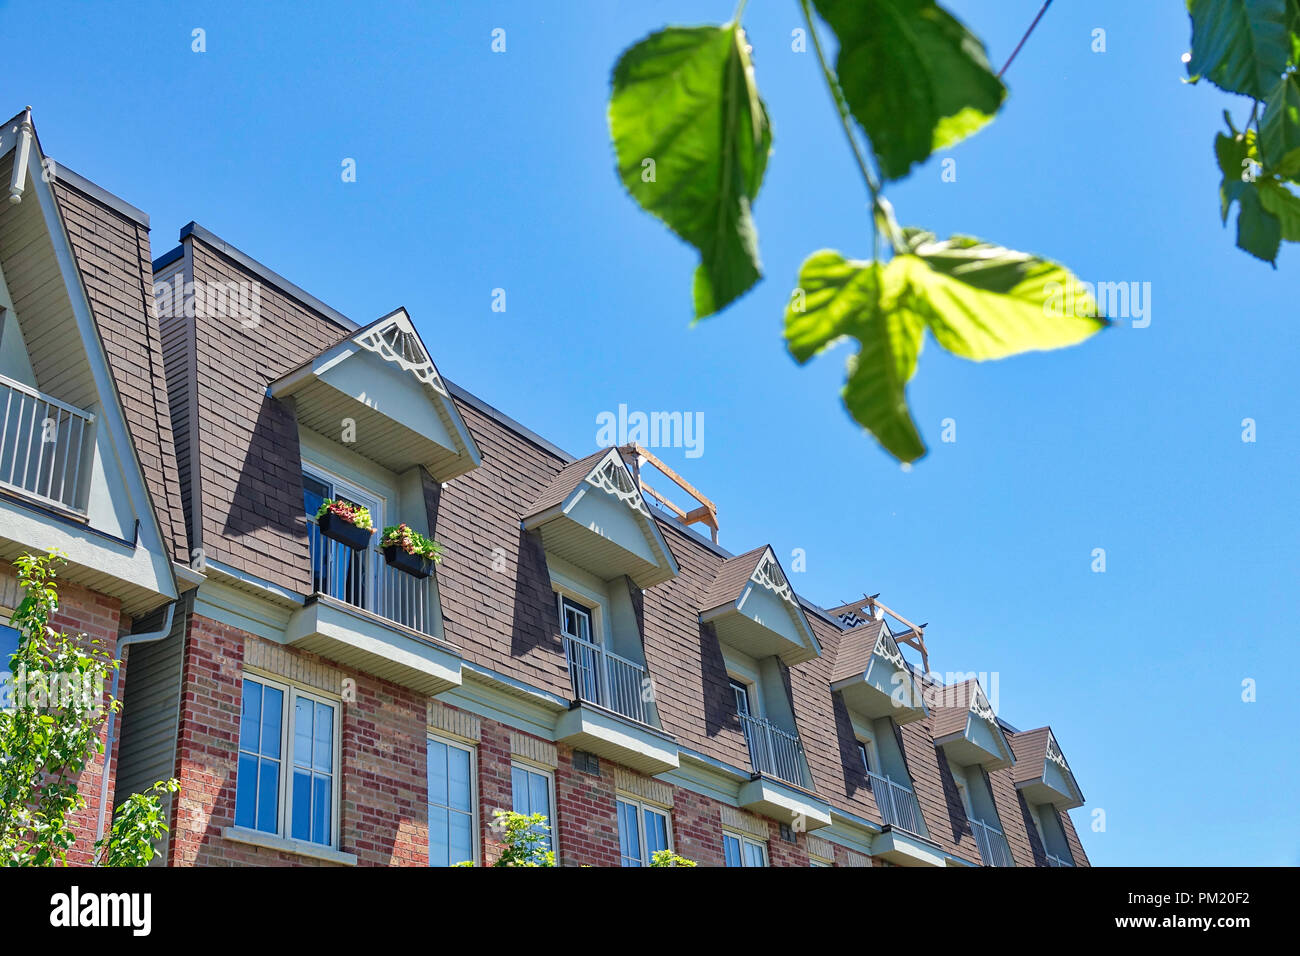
[236,673,342,850]
[427,733,478,867]
[722,828,768,867]
[856,738,875,775]
[509,760,558,856]
[615,794,673,867]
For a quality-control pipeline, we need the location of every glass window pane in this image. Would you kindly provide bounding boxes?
[314,701,333,772]
[261,686,283,759]
[723,834,742,867]
[303,473,330,518]
[312,774,331,845]
[744,841,766,867]
[449,809,473,866]
[617,800,640,866]
[294,696,313,768]
[644,808,669,856]
[511,768,529,815]
[429,805,450,867]
[256,758,280,833]
[291,769,311,840]
[234,752,257,829]
[428,740,449,808]
[529,772,549,822]
[239,681,261,752]
[448,746,471,813]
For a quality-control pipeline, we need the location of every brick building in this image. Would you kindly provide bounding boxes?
[1,108,1089,867]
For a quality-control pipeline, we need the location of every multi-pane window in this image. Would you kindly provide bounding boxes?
[722,830,767,867]
[730,679,752,717]
[511,763,555,856]
[616,797,670,867]
[560,595,599,702]
[428,736,476,867]
[857,741,871,773]
[235,676,338,847]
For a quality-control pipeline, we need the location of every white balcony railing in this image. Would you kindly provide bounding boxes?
[865,770,926,836]
[307,519,438,637]
[738,712,808,788]
[0,373,94,514]
[969,817,1014,867]
[1045,852,1074,867]
[562,633,651,725]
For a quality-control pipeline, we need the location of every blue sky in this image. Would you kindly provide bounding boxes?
[3,0,1295,866]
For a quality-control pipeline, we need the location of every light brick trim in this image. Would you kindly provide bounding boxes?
[0,568,20,609]
[719,805,767,840]
[428,700,481,741]
[845,849,871,867]
[613,767,673,807]
[805,833,834,861]
[244,636,345,696]
[510,732,557,768]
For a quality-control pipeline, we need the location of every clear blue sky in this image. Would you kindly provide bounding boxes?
[4,0,1295,866]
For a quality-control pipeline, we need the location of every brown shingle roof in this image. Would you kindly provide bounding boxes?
[699,545,769,612]
[53,179,189,565]
[523,448,615,517]
[1011,727,1052,784]
[828,617,886,683]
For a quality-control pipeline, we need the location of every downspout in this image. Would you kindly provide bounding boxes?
[94,600,176,845]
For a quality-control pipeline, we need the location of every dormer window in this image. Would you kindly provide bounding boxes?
[700,546,820,667]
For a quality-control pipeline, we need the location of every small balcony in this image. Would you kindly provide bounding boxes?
[739,713,808,788]
[554,633,680,776]
[283,519,462,698]
[969,817,1015,867]
[0,372,94,515]
[735,713,832,830]
[865,769,926,836]
[563,633,650,725]
[307,518,438,635]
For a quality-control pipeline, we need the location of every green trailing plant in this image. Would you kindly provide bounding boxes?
[1185,0,1300,265]
[649,849,698,866]
[608,0,1107,463]
[380,524,443,562]
[0,551,178,866]
[452,810,555,867]
[315,498,374,531]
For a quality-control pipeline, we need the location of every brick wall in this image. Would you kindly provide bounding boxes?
[165,611,848,868]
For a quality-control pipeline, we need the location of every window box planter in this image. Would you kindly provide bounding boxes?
[383,544,434,579]
[319,512,373,551]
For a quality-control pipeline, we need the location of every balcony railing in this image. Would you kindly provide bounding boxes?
[562,633,650,725]
[307,519,438,637]
[865,770,926,836]
[1045,852,1074,867]
[738,712,808,788]
[969,817,1014,867]
[0,373,94,514]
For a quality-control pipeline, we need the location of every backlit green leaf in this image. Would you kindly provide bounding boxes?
[609,24,772,319]
[894,230,1108,361]
[785,252,926,462]
[813,0,1005,181]
[1186,0,1289,99]
[1260,73,1300,168]
[1257,177,1300,238]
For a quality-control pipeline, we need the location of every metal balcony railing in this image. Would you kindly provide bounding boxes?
[1045,852,1074,867]
[307,519,438,637]
[865,769,926,836]
[0,372,94,514]
[969,817,1014,867]
[562,633,651,725]
[738,712,808,788]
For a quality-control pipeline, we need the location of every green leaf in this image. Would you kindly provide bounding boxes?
[1260,73,1300,168]
[1216,129,1284,261]
[812,0,1005,181]
[785,252,926,462]
[1186,0,1289,99]
[1257,177,1300,237]
[893,230,1108,361]
[1235,184,1283,261]
[609,24,772,319]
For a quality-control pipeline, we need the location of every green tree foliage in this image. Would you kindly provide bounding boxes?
[1188,0,1300,264]
[0,552,178,866]
[608,0,1105,463]
[454,810,556,867]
